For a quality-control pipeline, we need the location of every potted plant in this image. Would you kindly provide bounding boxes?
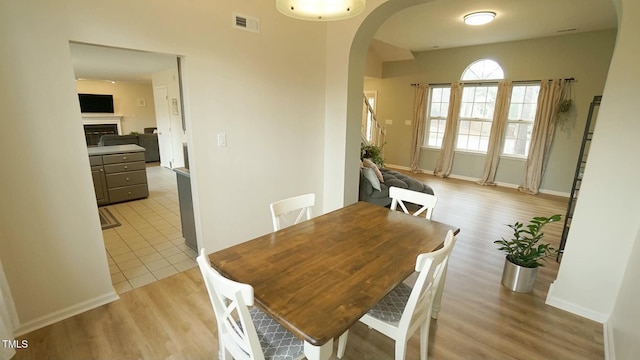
[361,143,385,167]
[494,214,561,292]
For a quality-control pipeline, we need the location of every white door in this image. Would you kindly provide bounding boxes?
[169,98,185,168]
[153,86,174,168]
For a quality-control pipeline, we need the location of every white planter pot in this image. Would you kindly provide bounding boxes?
[501,257,538,293]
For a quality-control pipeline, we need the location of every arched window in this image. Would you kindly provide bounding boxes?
[461,59,504,81]
[424,58,540,158]
[455,60,504,152]
[424,59,505,151]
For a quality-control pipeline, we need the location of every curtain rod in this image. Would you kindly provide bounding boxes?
[411,77,575,86]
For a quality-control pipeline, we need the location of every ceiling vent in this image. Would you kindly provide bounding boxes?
[233,13,260,34]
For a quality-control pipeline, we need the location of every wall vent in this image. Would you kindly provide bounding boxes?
[233,13,260,33]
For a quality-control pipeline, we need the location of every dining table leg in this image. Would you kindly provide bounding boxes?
[304,338,333,360]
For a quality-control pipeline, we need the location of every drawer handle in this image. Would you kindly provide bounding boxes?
[123,156,127,160]
[128,191,132,195]
[126,177,130,181]
[124,166,128,169]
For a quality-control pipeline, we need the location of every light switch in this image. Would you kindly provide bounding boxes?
[385,119,393,125]
[217,133,227,147]
[404,120,412,126]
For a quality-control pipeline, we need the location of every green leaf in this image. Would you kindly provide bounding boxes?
[495,214,562,267]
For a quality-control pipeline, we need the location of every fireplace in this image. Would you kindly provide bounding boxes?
[82,114,123,146]
[84,124,118,146]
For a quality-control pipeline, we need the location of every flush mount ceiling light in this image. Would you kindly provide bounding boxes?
[463,11,496,26]
[276,0,366,21]
[76,78,116,84]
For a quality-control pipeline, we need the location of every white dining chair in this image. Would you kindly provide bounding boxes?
[337,230,457,360]
[269,193,315,231]
[389,186,438,220]
[196,249,305,360]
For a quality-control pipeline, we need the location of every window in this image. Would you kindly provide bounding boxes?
[503,84,540,157]
[363,91,377,143]
[461,59,504,81]
[455,59,503,152]
[456,85,498,152]
[422,59,542,158]
[423,59,505,151]
[424,86,450,147]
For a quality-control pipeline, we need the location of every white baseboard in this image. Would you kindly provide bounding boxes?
[603,319,615,360]
[545,296,608,323]
[538,188,571,197]
[446,173,480,183]
[494,181,519,189]
[384,163,411,171]
[384,164,570,197]
[546,297,615,359]
[546,282,608,323]
[14,291,119,336]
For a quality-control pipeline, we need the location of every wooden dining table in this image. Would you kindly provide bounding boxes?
[208,201,460,360]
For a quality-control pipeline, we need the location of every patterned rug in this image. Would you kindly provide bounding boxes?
[99,208,121,230]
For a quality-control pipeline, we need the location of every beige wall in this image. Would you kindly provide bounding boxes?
[608,229,640,359]
[364,29,616,194]
[76,80,157,134]
[364,48,383,78]
[322,0,427,211]
[548,1,640,358]
[0,0,326,332]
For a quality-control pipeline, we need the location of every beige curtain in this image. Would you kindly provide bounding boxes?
[478,81,513,185]
[433,82,463,177]
[410,84,429,173]
[519,79,565,194]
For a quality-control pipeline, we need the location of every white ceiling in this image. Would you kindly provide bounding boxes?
[372,0,617,61]
[69,0,618,81]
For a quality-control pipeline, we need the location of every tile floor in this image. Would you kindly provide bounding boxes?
[102,164,197,294]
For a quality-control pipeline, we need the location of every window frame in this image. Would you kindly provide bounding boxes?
[363,91,378,143]
[455,83,499,154]
[422,59,508,154]
[420,60,549,159]
[501,82,541,158]
[461,59,504,81]
[423,85,451,149]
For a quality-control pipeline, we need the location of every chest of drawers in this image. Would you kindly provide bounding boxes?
[88,145,149,205]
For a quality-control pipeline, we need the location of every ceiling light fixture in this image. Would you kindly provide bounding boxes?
[76,78,116,84]
[463,11,496,26]
[276,0,366,21]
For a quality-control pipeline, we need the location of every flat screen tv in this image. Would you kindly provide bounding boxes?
[78,93,114,113]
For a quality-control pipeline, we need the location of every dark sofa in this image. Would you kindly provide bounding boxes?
[98,134,160,162]
[359,168,434,207]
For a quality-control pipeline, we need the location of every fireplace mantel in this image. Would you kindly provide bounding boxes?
[82,114,123,135]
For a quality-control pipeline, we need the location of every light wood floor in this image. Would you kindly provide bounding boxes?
[14,173,604,359]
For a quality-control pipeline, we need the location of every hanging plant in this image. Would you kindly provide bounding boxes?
[556,80,573,127]
[558,99,572,113]
[558,80,573,114]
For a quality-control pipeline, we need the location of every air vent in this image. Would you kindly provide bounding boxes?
[233,13,260,34]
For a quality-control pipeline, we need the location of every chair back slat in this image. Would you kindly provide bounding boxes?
[197,249,265,360]
[270,193,315,231]
[337,230,456,360]
[399,230,456,337]
[389,187,438,220]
